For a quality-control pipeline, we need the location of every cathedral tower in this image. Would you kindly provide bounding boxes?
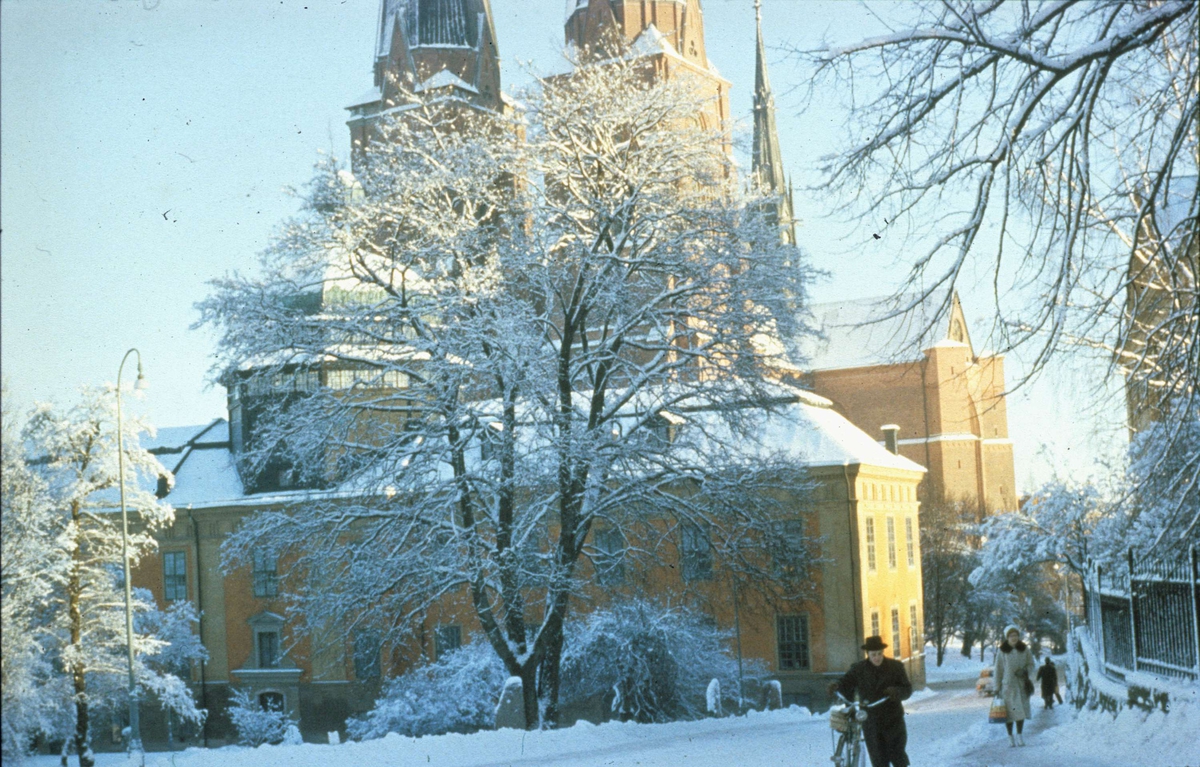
[751,0,795,244]
[348,0,503,150]
[564,0,730,136]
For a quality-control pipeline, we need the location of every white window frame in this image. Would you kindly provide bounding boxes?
[865,517,877,572]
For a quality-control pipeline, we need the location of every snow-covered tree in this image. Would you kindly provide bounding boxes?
[797,1,1198,542]
[558,598,761,723]
[226,688,296,747]
[347,636,508,740]
[202,48,818,729]
[1,389,70,761]
[20,390,203,765]
[919,497,978,666]
[1123,408,1200,552]
[348,598,758,739]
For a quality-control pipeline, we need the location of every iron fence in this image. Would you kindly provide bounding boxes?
[1082,546,1200,682]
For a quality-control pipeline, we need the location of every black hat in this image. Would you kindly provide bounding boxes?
[862,636,888,652]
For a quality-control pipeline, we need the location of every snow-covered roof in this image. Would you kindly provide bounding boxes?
[679,386,926,473]
[417,68,480,95]
[142,384,920,512]
[798,290,958,371]
[347,87,383,109]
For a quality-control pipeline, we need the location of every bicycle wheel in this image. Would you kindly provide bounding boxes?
[848,733,866,767]
[832,732,849,767]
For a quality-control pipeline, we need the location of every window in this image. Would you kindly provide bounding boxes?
[891,608,901,659]
[258,630,280,668]
[681,524,713,582]
[910,604,920,655]
[772,520,807,577]
[253,549,278,598]
[776,615,810,670]
[864,517,877,572]
[870,610,880,639]
[594,528,625,586]
[259,691,284,712]
[434,625,461,659]
[905,518,915,567]
[354,629,381,680]
[163,551,187,601]
[886,517,897,569]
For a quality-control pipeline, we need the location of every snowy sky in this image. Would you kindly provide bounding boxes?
[1,0,1126,492]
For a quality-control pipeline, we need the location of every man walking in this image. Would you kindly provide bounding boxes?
[1036,656,1060,709]
[828,636,913,767]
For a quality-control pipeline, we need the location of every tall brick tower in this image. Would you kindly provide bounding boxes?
[347,0,504,151]
[564,0,730,136]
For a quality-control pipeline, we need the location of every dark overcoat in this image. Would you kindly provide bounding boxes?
[1036,661,1058,696]
[834,656,913,725]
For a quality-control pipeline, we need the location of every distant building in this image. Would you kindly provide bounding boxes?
[132,385,925,743]
[800,291,1018,517]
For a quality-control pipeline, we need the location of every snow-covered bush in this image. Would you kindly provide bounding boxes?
[347,637,508,740]
[227,688,296,747]
[559,599,762,723]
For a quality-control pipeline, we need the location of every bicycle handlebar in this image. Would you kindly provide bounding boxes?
[834,692,891,708]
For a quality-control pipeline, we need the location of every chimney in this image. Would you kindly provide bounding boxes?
[881,424,900,455]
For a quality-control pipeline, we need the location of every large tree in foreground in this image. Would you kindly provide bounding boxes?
[797,1,1197,546]
[201,52,818,727]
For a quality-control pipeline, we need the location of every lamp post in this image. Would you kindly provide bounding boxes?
[117,348,148,764]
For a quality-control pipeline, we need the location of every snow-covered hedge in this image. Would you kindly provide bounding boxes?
[347,637,509,740]
[228,688,298,747]
[559,600,762,724]
[350,600,760,739]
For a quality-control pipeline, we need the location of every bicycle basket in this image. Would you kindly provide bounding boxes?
[829,708,850,732]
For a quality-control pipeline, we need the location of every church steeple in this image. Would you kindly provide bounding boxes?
[349,0,504,154]
[751,0,794,244]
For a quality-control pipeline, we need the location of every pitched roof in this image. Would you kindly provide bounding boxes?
[798,289,968,371]
[145,384,921,511]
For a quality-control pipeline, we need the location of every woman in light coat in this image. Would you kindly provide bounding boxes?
[994,624,1035,746]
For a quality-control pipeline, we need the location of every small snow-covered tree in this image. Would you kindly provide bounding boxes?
[202,47,818,728]
[919,496,978,666]
[1,389,70,761]
[227,688,296,747]
[21,389,202,766]
[797,1,1198,544]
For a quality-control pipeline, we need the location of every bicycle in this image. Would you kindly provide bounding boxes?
[829,693,888,767]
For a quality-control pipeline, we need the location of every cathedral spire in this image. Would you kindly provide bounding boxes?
[751,0,794,244]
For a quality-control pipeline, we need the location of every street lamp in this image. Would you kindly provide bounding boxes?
[117,348,148,765]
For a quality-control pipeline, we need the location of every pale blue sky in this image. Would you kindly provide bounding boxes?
[1,0,1126,491]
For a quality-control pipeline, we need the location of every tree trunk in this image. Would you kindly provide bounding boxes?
[961,631,975,657]
[71,681,93,767]
[68,499,95,767]
[538,621,566,728]
[520,664,540,730]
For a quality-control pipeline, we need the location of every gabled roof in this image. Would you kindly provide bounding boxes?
[798,289,973,371]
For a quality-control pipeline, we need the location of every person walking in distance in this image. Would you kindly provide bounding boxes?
[827,636,913,767]
[1036,656,1059,710]
[995,625,1035,746]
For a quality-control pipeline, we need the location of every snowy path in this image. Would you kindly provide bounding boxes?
[27,676,1200,767]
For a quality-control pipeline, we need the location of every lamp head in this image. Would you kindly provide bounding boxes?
[134,362,149,392]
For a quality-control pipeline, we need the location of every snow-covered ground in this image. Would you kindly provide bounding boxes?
[26,651,1200,767]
